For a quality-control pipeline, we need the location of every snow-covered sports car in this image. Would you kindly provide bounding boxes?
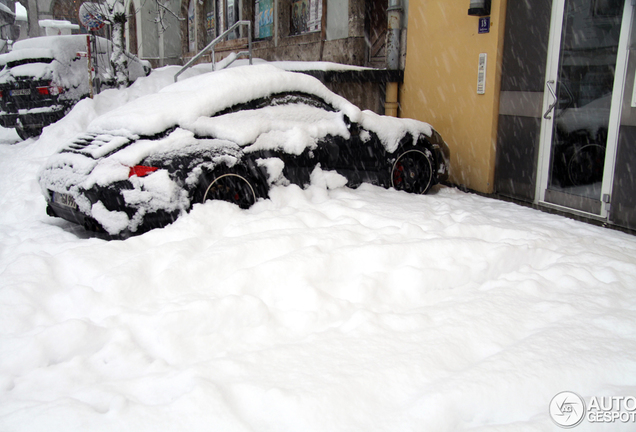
[39,64,450,237]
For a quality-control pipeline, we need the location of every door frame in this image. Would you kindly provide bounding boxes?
[535,0,634,220]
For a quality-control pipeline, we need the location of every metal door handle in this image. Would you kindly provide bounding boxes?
[544,80,557,120]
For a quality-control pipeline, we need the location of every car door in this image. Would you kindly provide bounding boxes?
[327,119,387,187]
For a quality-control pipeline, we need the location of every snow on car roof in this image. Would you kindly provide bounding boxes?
[10,35,99,62]
[86,63,434,150]
[0,48,55,65]
[88,64,363,137]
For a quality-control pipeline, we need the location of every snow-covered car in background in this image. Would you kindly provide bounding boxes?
[39,64,450,237]
[0,35,151,139]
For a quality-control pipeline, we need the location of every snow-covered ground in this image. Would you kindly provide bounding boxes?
[1,65,636,432]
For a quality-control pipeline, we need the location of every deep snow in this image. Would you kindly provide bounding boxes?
[1,64,636,432]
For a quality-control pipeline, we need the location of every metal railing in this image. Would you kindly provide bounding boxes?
[174,20,253,82]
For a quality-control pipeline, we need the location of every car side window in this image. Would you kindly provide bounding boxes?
[267,93,336,112]
[215,92,336,117]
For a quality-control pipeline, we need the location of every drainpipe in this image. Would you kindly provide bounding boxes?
[385,82,399,117]
[385,0,402,117]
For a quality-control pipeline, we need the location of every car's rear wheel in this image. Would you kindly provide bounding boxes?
[391,148,434,194]
[568,143,606,186]
[15,126,42,140]
[199,170,258,209]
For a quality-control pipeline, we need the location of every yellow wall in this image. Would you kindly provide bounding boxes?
[400,1,508,194]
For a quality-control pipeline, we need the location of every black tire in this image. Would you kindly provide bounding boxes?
[567,144,605,186]
[391,148,434,194]
[15,126,42,140]
[198,168,260,209]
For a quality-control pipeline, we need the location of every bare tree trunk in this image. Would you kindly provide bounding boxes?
[111,10,128,88]
[19,0,40,38]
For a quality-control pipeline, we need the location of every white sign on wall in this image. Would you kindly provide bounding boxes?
[477,53,487,94]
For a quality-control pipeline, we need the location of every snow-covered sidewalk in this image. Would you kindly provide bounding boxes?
[1,66,636,431]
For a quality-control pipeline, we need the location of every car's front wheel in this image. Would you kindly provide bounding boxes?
[197,168,261,209]
[391,148,434,194]
[15,126,42,140]
[568,143,606,186]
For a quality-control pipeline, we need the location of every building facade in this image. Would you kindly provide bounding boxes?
[176,0,409,113]
[178,0,408,68]
[126,0,182,66]
[28,0,408,113]
[401,0,636,232]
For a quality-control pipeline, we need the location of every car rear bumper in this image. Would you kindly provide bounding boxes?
[45,195,180,237]
[46,201,106,233]
[20,108,67,129]
[0,106,68,129]
[0,112,18,128]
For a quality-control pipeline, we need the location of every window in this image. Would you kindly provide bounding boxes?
[128,2,138,55]
[188,0,196,51]
[206,0,217,43]
[290,0,322,36]
[226,0,239,39]
[255,0,274,39]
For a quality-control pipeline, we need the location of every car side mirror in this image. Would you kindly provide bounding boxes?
[343,115,360,137]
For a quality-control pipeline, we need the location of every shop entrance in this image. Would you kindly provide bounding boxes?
[536,0,632,218]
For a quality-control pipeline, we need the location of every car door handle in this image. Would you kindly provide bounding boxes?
[544,80,557,120]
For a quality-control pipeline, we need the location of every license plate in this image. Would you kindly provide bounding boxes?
[53,192,77,209]
[10,89,31,96]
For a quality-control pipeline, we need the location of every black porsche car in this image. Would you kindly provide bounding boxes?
[39,64,450,237]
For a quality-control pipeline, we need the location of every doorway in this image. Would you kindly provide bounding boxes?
[536,0,633,218]
[365,0,387,68]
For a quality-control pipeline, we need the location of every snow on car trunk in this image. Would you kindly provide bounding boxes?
[2,63,636,431]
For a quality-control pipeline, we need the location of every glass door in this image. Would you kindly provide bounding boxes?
[537,0,632,217]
